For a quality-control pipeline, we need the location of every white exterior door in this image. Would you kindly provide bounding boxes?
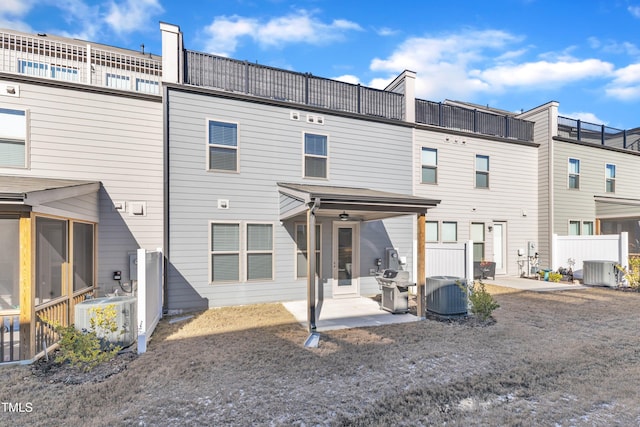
[332,221,359,297]
[493,222,507,275]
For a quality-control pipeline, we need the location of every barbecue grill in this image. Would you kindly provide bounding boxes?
[376,269,411,314]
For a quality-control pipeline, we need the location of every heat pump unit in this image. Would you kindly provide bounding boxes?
[75,296,137,347]
[583,260,617,287]
[426,276,467,316]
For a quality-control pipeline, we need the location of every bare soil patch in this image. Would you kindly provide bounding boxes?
[2,284,640,426]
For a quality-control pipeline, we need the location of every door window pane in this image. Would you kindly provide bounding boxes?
[338,227,353,286]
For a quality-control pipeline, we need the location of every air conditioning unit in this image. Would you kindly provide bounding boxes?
[426,276,467,316]
[75,296,137,347]
[583,260,618,287]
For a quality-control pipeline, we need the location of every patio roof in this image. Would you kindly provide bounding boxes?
[277,182,440,222]
[0,176,100,206]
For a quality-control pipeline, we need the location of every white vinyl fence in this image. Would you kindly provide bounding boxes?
[425,241,473,284]
[552,233,629,278]
[136,248,163,354]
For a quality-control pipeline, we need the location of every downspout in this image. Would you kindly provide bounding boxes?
[304,197,321,347]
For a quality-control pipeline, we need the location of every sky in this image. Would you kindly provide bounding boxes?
[2,0,640,130]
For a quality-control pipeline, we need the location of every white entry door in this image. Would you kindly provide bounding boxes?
[493,222,507,275]
[332,221,359,297]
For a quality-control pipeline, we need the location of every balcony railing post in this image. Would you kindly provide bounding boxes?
[357,84,361,114]
[577,120,581,140]
[505,116,510,139]
[244,60,249,94]
[601,124,605,145]
[473,109,477,133]
[438,102,443,127]
[624,129,627,149]
[304,73,309,105]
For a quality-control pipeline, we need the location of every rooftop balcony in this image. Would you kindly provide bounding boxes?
[183,49,535,142]
[0,29,162,95]
[557,116,640,152]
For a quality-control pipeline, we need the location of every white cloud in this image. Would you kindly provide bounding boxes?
[376,27,398,37]
[203,10,362,56]
[606,63,640,100]
[0,0,35,32]
[104,0,164,35]
[561,111,608,125]
[333,74,361,85]
[476,59,614,89]
[628,6,640,18]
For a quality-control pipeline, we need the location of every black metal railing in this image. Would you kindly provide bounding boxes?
[415,99,534,142]
[184,50,405,120]
[557,116,640,152]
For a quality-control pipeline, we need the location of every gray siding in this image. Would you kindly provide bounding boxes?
[413,129,538,276]
[167,88,416,310]
[554,141,640,232]
[520,105,553,267]
[0,78,163,291]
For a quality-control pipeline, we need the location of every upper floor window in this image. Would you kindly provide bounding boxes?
[582,221,594,236]
[106,73,131,90]
[208,121,238,172]
[475,155,489,188]
[19,60,48,77]
[304,133,327,178]
[421,148,437,184]
[135,78,160,95]
[568,158,580,189]
[605,164,616,193]
[0,108,27,168]
[51,65,79,82]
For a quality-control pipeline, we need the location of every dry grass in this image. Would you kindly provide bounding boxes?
[2,284,640,426]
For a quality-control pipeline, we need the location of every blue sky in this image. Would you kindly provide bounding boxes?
[2,0,640,129]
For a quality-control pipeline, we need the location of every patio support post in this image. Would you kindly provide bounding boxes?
[19,214,34,360]
[417,213,426,317]
[306,199,319,332]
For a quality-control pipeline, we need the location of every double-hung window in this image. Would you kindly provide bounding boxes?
[295,223,321,278]
[605,164,616,193]
[304,133,327,178]
[18,60,49,77]
[568,158,580,189]
[475,155,489,188]
[0,108,27,168]
[210,222,274,283]
[135,78,160,95]
[569,220,581,236]
[106,73,131,90]
[421,148,437,184]
[471,222,485,261]
[208,120,238,172]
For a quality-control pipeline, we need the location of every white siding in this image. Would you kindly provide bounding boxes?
[0,78,163,291]
[167,88,417,310]
[413,128,539,275]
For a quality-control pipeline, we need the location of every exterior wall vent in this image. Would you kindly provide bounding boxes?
[217,199,229,209]
[290,111,300,120]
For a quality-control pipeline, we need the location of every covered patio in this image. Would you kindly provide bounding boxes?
[277,182,440,336]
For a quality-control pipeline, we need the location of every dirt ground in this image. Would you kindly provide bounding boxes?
[2,284,640,426]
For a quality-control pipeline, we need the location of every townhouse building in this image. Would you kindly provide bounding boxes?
[0,29,163,360]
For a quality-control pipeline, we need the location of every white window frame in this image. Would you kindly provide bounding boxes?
[475,154,490,189]
[294,223,322,279]
[568,158,580,189]
[442,221,458,243]
[51,65,79,82]
[0,107,29,169]
[471,222,485,261]
[582,221,594,236]
[135,78,160,94]
[426,220,439,242]
[246,222,275,282]
[303,132,329,179]
[208,221,275,284]
[106,73,131,90]
[568,220,594,236]
[605,163,616,193]
[421,147,438,184]
[568,220,581,236]
[206,119,240,173]
[18,60,49,78]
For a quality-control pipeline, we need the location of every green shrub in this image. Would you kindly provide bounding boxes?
[468,281,500,321]
[54,304,122,371]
